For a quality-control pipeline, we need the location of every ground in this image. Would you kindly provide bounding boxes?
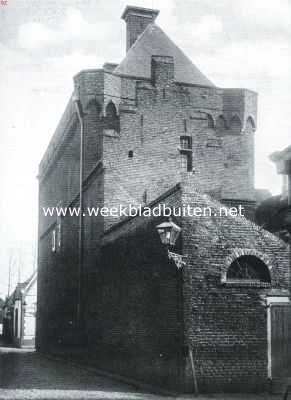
[0,341,284,400]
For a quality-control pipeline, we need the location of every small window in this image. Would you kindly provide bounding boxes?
[183,119,187,133]
[52,230,56,253]
[140,114,144,127]
[226,255,271,284]
[180,136,192,150]
[128,150,133,158]
[162,88,166,99]
[181,153,192,172]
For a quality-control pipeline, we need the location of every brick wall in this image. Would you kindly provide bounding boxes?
[180,183,289,392]
[102,57,257,229]
[84,188,185,391]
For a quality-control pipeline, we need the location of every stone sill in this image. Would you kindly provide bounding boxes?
[221,280,271,288]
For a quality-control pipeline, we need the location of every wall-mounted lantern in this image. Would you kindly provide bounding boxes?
[156,217,185,269]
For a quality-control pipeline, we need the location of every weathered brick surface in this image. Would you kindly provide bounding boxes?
[36,14,287,395]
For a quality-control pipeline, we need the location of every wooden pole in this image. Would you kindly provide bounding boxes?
[188,346,199,394]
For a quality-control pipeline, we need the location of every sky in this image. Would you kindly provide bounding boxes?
[0,0,290,298]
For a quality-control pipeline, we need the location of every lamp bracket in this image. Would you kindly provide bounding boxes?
[168,250,186,269]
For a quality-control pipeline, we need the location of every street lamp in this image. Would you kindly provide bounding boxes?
[156,217,185,269]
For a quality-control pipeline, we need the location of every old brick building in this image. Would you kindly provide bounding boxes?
[37,6,291,393]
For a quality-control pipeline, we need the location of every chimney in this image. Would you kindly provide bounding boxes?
[121,5,159,52]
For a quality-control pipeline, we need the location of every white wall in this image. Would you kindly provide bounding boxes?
[23,279,37,340]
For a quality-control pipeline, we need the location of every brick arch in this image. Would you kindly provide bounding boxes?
[221,248,273,283]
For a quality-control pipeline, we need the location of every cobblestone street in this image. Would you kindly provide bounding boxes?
[0,343,283,400]
[0,343,150,400]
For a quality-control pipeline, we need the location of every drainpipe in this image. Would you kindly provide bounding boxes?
[288,173,291,295]
[73,91,84,327]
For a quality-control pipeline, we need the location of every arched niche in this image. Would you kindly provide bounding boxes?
[230,115,242,134]
[216,115,227,134]
[245,116,256,133]
[207,114,215,129]
[104,101,119,131]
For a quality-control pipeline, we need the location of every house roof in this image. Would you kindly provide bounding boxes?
[270,144,291,174]
[270,145,291,163]
[114,23,214,87]
[5,271,37,305]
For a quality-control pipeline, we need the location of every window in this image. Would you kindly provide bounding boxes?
[226,255,271,284]
[179,136,192,172]
[180,136,192,150]
[51,230,56,253]
[180,153,192,172]
[128,150,133,158]
[183,119,187,133]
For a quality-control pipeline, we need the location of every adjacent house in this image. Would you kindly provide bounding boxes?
[2,272,37,348]
[37,6,290,393]
[256,146,291,242]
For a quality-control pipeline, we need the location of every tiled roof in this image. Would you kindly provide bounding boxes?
[114,23,214,87]
[270,144,291,162]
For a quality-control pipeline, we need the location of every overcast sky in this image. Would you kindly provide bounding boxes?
[0,0,290,298]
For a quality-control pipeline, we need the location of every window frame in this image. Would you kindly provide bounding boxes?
[223,255,271,288]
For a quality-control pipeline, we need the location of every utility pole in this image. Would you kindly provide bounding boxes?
[7,254,12,297]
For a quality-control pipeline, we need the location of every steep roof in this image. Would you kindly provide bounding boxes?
[114,23,214,87]
[9,271,37,303]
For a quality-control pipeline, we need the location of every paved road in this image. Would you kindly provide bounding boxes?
[0,344,149,399]
[0,343,283,400]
